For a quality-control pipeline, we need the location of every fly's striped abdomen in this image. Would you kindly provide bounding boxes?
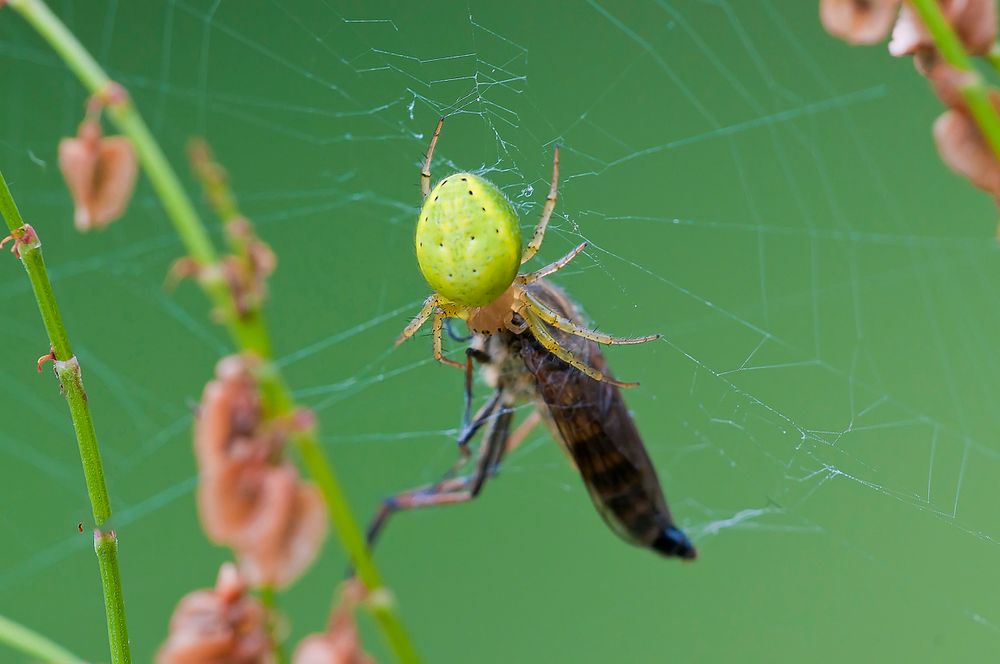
[516,282,695,560]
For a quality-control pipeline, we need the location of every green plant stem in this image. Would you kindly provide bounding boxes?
[0,614,85,664]
[986,44,1000,78]
[186,143,418,661]
[7,2,419,661]
[259,587,289,664]
[908,0,1000,158]
[0,173,131,664]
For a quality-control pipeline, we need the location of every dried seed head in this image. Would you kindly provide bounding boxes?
[195,356,327,589]
[933,104,1000,197]
[912,49,975,110]
[194,355,264,472]
[156,563,273,664]
[235,469,328,589]
[197,450,270,543]
[166,217,276,318]
[58,119,138,231]
[889,0,997,57]
[820,0,901,45]
[293,580,374,664]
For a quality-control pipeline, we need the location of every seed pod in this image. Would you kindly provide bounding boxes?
[58,119,138,231]
[157,563,273,664]
[820,0,901,45]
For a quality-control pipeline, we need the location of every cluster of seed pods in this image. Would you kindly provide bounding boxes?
[821,0,1000,205]
[156,563,273,664]
[291,580,375,664]
[157,564,372,664]
[193,354,328,590]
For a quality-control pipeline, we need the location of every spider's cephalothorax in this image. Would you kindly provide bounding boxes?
[397,118,659,387]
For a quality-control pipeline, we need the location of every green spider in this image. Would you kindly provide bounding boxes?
[396,118,658,386]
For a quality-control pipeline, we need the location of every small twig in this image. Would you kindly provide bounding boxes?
[0,172,131,664]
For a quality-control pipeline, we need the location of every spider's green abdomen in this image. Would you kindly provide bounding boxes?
[415,172,521,307]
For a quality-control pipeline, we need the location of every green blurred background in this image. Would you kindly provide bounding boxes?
[3,1,1000,661]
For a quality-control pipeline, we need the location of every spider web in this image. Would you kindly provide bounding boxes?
[1,1,999,661]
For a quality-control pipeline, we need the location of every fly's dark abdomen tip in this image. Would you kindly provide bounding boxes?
[653,526,697,561]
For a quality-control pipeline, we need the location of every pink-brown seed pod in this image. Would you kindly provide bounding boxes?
[235,468,328,589]
[912,49,976,109]
[933,105,1000,196]
[194,355,263,472]
[157,563,273,664]
[198,450,271,544]
[58,119,138,231]
[195,356,327,589]
[293,581,374,664]
[820,0,902,44]
[889,0,997,57]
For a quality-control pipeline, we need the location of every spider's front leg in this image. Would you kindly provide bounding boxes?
[520,145,560,265]
[420,117,444,199]
[396,295,466,369]
[517,241,587,286]
[522,307,639,388]
[521,290,661,346]
[432,312,464,369]
[395,294,438,346]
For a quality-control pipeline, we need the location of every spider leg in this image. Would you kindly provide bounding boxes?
[421,117,444,199]
[520,145,560,265]
[432,312,464,369]
[395,294,438,346]
[516,241,587,285]
[522,290,660,346]
[366,406,514,549]
[523,308,639,388]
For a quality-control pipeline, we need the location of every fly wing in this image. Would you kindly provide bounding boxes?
[519,281,695,559]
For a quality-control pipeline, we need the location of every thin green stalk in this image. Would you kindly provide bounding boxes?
[907,0,1000,158]
[0,614,85,664]
[0,172,131,664]
[7,2,419,661]
[987,44,1000,78]
[187,143,418,662]
[259,587,289,664]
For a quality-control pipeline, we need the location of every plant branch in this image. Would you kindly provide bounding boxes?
[907,0,1000,158]
[0,172,131,664]
[7,2,419,661]
[258,587,289,664]
[0,614,85,664]
[187,142,418,661]
[986,43,1000,78]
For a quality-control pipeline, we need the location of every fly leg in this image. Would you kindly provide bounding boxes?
[367,407,514,550]
[444,347,497,478]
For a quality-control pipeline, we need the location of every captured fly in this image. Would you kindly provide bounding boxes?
[368,280,695,560]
